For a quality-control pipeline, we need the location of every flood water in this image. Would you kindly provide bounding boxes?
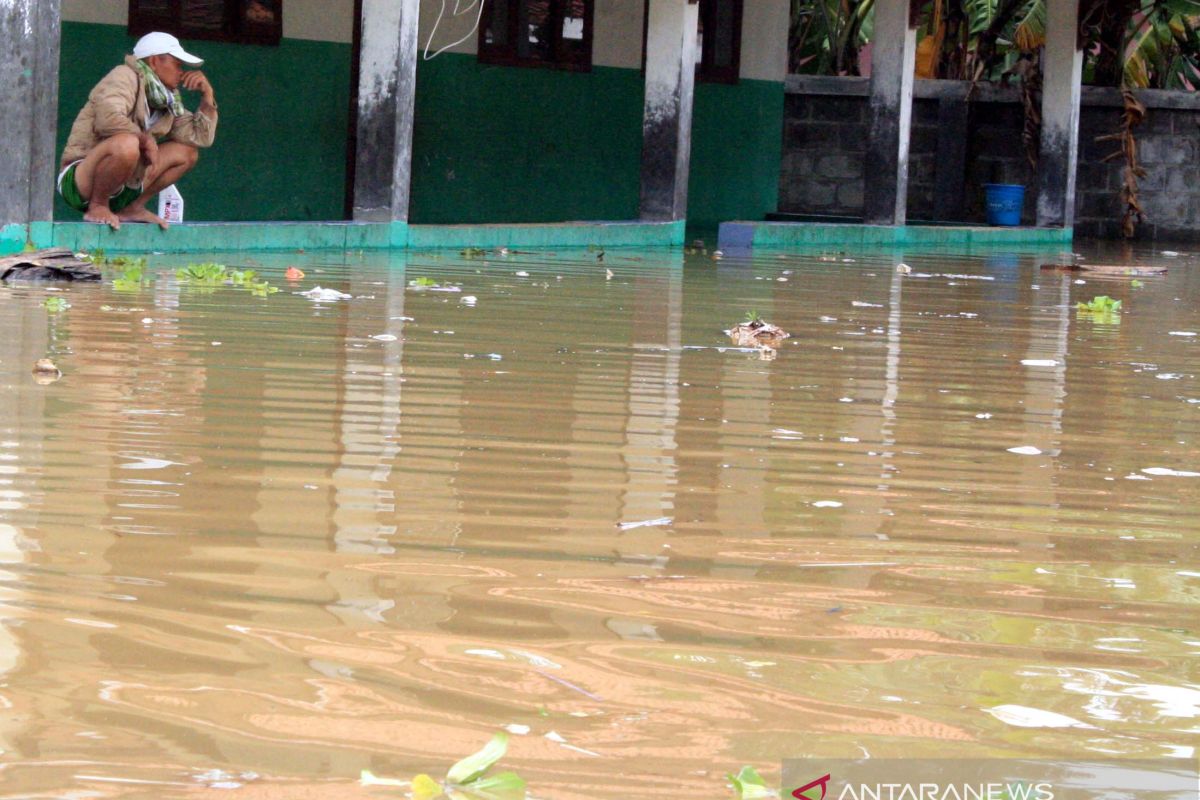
[0,242,1197,798]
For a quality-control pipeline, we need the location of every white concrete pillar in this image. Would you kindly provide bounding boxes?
[352,0,419,222]
[863,0,917,225]
[639,0,699,222]
[0,0,61,225]
[1037,0,1083,228]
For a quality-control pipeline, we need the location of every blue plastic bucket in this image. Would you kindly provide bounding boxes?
[984,183,1025,226]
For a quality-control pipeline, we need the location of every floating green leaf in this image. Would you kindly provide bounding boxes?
[1131,279,1145,288]
[409,276,439,288]
[460,247,488,258]
[744,309,763,324]
[1076,295,1122,313]
[446,732,509,785]
[43,297,69,312]
[451,771,527,799]
[361,732,522,798]
[728,766,777,799]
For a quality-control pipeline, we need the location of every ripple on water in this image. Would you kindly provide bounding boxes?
[0,246,1197,796]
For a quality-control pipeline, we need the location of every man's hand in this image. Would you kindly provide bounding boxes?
[180,70,216,112]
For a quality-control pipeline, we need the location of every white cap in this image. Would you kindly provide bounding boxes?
[132,32,204,66]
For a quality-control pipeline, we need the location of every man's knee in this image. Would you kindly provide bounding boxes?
[105,133,141,165]
[181,146,200,169]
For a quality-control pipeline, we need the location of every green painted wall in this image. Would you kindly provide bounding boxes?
[410,54,644,224]
[411,54,784,228]
[54,25,782,227]
[56,21,350,223]
[690,79,785,229]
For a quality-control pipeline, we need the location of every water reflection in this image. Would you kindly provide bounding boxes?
[0,245,1196,796]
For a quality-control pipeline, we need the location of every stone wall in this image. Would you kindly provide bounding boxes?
[778,76,1200,242]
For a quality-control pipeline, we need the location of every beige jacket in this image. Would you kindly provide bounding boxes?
[60,55,218,186]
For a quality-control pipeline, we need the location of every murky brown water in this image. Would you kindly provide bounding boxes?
[0,242,1197,798]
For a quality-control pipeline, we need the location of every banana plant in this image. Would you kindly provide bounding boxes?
[790,0,875,75]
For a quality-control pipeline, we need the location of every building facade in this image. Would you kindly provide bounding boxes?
[50,0,788,229]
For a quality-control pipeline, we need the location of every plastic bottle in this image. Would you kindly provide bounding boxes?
[158,184,184,223]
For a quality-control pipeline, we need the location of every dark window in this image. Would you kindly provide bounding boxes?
[640,0,743,84]
[128,0,281,45]
[479,0,594,71]
[696,0,742,83]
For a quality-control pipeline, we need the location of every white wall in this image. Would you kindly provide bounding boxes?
[62,0,124,25]
[416,0,645,65]
[61,0,354,44]
[740,0,788,82]
[593,0,644,69]
[288,0,354,42]
[60,0,786,80]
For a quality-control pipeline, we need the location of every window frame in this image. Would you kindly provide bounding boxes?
[477,0,596,73]
[695,0,742,84]
[127,0,282,47]
[640,0,743,85]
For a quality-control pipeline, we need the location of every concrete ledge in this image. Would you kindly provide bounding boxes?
[785,74,1200,111]
[406,220,685,250]
[718,220,1074,249]
[1,223,26,255]
[0,219,684,255]
[35,221,404,254]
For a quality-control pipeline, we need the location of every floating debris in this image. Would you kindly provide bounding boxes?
[461,295,478,306]
[32,358,61,383]
[1043,262,1167,276]
[1021,359,1059,367]
[1,248,100,283]
[617,517,672,531]
[298,286,352,302]
[986,705,1095,729]
[727,317,790,349]
[1142,467,1200,477]
[1007,446,1043,455]
[371,334,398,342]
[896,263,912,274]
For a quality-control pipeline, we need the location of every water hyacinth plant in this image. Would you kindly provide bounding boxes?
[175,262,279,296]
[1076,294,1123,324]
[728,765,779,799]
[360,731,526,799]
[1077,295,1122,313]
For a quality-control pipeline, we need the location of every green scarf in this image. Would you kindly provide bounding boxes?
[134,58,185,117]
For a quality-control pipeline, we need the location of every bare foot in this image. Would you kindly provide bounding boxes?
[118,205,169,230]
[84,205,121,230]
